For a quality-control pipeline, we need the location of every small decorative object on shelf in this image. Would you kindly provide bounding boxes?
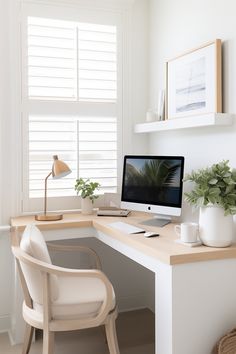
[74,178,100,215]
[184,160,236,247]
[157,89,165,121]
[146,110,156,122]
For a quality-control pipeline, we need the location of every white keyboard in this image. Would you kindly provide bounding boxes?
[109,221,145,234]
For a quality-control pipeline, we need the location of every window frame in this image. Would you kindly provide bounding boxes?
[20,3,124,213]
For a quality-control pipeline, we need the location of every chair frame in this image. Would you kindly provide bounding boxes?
[47,242,102,270]
[11,227,120,354]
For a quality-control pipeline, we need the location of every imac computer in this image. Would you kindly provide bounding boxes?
[121,155,185,227]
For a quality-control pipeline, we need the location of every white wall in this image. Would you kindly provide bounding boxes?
[0,0,15,333]
[127,0,149,154]
[0,231,13,332]
[0,0,22,226]
[0,0,10,225]
[148,0,236,222]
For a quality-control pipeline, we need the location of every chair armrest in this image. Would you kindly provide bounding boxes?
[12,246,114,327]
[12,246,105,278]
[47,243,102,270]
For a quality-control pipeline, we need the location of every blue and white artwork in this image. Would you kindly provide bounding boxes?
[175,57,206,113]
[167,41,220,119]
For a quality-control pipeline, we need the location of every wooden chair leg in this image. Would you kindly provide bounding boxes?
[22,324,34,354]
[43,330,54,354]
[105,313,120,354]
[100,325,107,344]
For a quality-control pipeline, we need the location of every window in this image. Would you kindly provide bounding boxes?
[22,13,121,211]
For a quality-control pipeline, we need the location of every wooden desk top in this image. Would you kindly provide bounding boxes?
[11,212,236,265]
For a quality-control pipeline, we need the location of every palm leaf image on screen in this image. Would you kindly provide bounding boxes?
[124,159,181,206]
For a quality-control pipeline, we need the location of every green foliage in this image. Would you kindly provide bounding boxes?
[184,160,236,215]
[74,178,100,203]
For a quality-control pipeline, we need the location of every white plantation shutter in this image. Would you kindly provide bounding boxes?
[23,14,120,209]
[27,18,117,102]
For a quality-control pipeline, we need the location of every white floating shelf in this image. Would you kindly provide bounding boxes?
[134,113,234,133]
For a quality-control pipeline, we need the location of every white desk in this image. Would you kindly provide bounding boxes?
[11,212,236,354]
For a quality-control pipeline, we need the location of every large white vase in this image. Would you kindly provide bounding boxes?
[199,205,233,247]
[81,197,93,215]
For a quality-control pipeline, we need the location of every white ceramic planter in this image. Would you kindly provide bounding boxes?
[199,205,233,247]
[81,197,93,215]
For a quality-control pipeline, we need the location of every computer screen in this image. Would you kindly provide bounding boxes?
[121,155,185,226]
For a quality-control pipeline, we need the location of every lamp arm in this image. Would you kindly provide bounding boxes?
[44,172,52,215]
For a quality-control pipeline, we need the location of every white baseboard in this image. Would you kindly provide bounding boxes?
[8,329,16,346]
[0,315,10,333]
[117,293,147,312]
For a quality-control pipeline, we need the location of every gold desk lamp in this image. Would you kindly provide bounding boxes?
[35,155,71,221]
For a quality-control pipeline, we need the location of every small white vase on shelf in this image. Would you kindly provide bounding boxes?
[81,197,93,215]
[199,205,233,247]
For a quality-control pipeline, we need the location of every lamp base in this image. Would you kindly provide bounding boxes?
[35,213,63,221]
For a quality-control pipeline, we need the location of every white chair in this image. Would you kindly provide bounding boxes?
[11,224,120,354]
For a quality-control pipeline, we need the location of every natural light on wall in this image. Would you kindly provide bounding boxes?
[26,16,118,201]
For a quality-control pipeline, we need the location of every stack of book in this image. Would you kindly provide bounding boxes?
[97,207,131,217]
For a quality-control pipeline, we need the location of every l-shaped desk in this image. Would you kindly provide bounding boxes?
[11,212,236,354]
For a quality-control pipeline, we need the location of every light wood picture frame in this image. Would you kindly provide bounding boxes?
[166,39,222,120]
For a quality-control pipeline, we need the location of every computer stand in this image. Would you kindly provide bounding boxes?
[140,215,171,228]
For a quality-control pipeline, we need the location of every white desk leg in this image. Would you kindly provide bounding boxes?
[156,259,236,354]
[155,263,173,354]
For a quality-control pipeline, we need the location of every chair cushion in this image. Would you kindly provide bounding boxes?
[20,224,58,303]
[33,275,116,320]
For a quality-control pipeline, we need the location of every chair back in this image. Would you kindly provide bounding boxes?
[19,224,58,304]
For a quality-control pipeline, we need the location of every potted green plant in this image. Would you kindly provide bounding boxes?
[184,160,236,247]
[74,178,100,215]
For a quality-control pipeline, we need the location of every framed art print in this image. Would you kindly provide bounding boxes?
[166,39,222,120]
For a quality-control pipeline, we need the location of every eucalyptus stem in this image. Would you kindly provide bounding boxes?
[74,178,100,203]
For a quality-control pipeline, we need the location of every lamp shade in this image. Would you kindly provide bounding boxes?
[52,155,71,179]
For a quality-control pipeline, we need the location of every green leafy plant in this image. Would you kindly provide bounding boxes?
[74,178,100,203]
[184,160,236,215]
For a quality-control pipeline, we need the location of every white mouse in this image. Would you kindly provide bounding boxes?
[144,231,160,238]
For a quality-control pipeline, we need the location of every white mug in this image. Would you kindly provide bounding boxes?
[175,222,199,243]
